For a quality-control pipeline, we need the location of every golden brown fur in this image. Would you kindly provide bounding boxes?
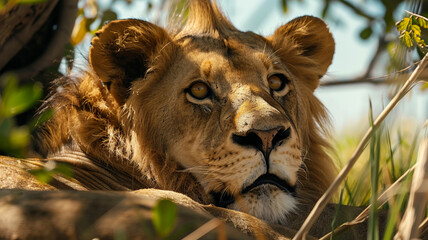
[4,0,336,223]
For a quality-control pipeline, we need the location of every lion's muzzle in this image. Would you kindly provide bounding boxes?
[231,127,291,170]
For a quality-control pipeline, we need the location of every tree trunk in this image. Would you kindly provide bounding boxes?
[0,0,77,81]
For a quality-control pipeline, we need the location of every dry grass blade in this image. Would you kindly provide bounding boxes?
[182,218,225,240]
[419,217,428,235]
[292,53,428,240]
[394,139,428,240]
[319,165,417,240]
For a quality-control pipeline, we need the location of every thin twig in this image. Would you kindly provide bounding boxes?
[362,36,387,79]
[320,60,425,87]
[321,76,393,86]
[292,53,428,240]
[337,0,375,21]
[404,10,428,21]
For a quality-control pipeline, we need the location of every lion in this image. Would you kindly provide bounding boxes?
[0,0,336,224]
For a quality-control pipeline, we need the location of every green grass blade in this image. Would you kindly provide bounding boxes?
[368,102,380,240]
[344,180,356,206]
[330,189,344,240]
[406,130,420,167]
[386,130,397,181]
[382,179,410,240]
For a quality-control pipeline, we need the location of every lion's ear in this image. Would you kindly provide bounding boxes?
[90,19,171,104]
[268,16,335,91]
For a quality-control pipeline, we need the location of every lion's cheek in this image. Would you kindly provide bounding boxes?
[167,135,205,169]
[269,145,302,186]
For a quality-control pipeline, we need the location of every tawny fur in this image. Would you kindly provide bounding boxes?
[29,0,336,222]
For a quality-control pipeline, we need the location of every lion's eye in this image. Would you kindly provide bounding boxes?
[188,81,211,100]
[268,74,287,91]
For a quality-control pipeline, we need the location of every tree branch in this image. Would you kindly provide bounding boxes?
[13,0,78,80]
[320,60,428,87]
[0,0,59,71]
[337,0,376,21]
[321,76,393,87]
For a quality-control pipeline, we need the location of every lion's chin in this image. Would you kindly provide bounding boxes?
[229,185,297,224]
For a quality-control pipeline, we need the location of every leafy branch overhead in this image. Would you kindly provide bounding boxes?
[397,12,428,52]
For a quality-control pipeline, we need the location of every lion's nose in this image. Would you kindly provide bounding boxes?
[232,127,291,158]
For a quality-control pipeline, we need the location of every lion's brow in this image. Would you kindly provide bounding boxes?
[176,34,233,55]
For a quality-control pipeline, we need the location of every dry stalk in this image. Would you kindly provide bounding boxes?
[394,139,428,239]
[292,53,428,240]
[182,218,224,240]
[419,217,428,235]
[319,165,417,240]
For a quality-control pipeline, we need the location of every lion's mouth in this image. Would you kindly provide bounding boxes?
[210,174,296,208]
[242,174,296,195]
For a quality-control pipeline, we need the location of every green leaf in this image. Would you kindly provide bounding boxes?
[77,8,84,17]
[28,169,53,184]
[421,82,428,90]
[0,118,13,141]
[0,79,42,117]
[9,127,30,150]
[85,17,96,32]
[396,17,410,32]
[29,108,53,131]
[0,118,31,158]
[28,162,73,184]
[152,199,177,238]
[53,163,73,179]
[281,0,287,13]
[99,9,118,28]
[359,26,373,40]
[17,0,47,4]
[0,73,19,113]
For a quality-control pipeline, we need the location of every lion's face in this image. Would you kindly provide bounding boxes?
[130,36,302,222]
[87,1,335,224]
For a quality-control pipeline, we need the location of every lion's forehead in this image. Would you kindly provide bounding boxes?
[177,35,273,71]
[177,32,268,52]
